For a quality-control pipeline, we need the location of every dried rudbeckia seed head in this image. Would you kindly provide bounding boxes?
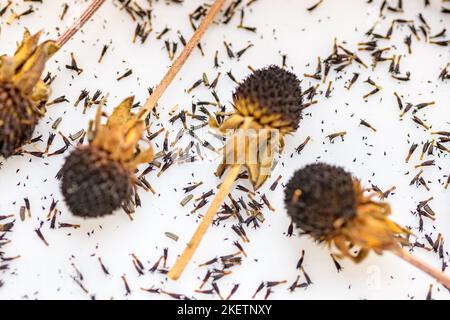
[0,82,38,158]
[60,97,154,218]
[284,163,357,240]
[285,162,410,262]
[61,146,133,217]
[233,65,303,133]
[0,30,58,158]
[214,66,303,189]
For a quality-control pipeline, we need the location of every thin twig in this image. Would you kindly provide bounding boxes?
[56,0,106,48]
[168,118,253,280]
[391,247,450,289]
[137,0,227,121]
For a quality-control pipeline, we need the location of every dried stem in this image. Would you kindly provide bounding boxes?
[168,118,253,280]
[56,0,106,48]
[137,0,227,121]
[168,164,242,280]
[391,246,450,289]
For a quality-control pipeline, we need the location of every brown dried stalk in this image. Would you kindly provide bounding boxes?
[391,247,450,289]
[136,0,227,121]
[56,0,107,48]
[168,119,253,280]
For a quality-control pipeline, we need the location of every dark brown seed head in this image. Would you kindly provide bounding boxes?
[60,145,133,218]
[0,81,40,158]
[284,163,357,240]
[233,65,302,132]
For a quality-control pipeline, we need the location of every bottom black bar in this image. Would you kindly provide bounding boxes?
[0,299,445,318]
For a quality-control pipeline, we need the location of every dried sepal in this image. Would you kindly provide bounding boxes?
[92,96,153,170]
[31,80,51,102]
[12,40,58,95]
[254,130,278,188]
[234,98,296,135]
[9,29,58,99]
[215,115,282,189]
[333,181,410,262]
[0,56,14,82]
[12,29,42,70]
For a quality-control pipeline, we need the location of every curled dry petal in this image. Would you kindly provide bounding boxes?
[92,96,154,170]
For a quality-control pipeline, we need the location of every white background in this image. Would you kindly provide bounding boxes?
[0,0,449,300]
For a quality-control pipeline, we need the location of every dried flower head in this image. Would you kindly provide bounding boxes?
[285,163,410,262]
[0,30,58,158]
[214,65,303,189]
[60,97,154,218]
[232,65,303,133]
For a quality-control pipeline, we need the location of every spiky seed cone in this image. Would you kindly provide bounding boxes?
[284,163,357,240]
[233,65,303,132]
[59,97,153,218]
[60,145,133,218]
[0,82,41,158]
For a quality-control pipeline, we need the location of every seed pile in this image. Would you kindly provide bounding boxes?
[0,217,15,290]
[116,0,255,46]
[296,0,450,275]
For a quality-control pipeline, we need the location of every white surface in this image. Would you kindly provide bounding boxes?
[0,0,449,300]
